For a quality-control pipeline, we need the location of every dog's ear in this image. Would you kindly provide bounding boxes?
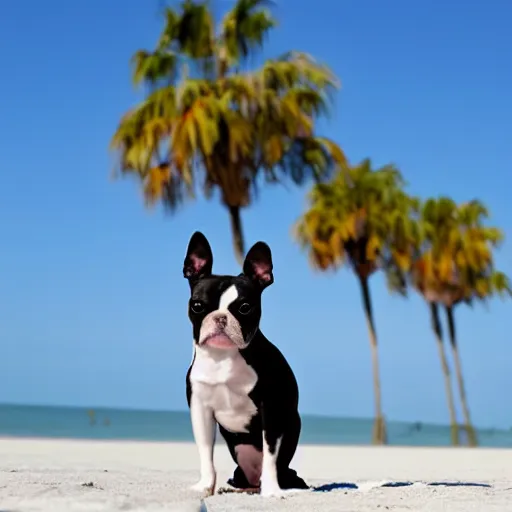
[183,231,213,281]
[243,241,273,290]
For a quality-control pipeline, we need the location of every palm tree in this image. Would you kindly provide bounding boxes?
[294,158,418,444]
[443,200,510,446]
[412,197,511,446]
[111,0,345,265]
[409,198,461,445]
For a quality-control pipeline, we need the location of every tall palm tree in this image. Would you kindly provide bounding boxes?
[111,0,345,265]
[409,198,462,445]
[294,159,418,444]
[443,200,509,446]
[412,197,510,446]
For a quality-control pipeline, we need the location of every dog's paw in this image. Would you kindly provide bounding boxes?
[190,477,216,497]
[260,484,287,498]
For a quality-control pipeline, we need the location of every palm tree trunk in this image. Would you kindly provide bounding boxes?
[445,305,478,447]
[358,274,387,445]
[429,302,459,446]
[227,205,245,267]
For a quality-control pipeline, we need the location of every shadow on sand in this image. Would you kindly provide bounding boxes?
[314,481,492,492]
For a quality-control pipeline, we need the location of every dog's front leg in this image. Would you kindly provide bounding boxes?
[260,407,285,498]
[190,395,217,496]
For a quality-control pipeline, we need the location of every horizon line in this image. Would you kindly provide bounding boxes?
[1,401,509,433]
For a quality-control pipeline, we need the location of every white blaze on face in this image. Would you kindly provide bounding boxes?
[219,285,238,310]
[199,284,245,347]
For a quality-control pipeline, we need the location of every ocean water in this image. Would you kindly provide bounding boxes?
[1,404,511,447]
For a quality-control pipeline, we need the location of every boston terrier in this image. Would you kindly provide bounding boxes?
[183,231,309,497]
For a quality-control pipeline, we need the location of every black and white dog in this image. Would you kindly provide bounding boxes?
[183,231,308,497]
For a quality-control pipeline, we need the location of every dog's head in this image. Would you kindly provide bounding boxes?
[183,231,273,350]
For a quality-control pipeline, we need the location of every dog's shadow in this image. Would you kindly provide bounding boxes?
[313,481,492,492]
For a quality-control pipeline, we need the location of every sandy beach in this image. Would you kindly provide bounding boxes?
[1,438,511,512]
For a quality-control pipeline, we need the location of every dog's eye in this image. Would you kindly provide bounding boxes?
[190,301,205,314]
[238,303,252,315]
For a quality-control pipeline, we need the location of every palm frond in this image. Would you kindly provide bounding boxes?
[111,0,343,225]
[294,159,416,278]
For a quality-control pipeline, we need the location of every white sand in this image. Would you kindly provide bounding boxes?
[1,438,511,512]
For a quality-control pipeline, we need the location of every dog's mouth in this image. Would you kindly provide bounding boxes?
[202,333,237,349]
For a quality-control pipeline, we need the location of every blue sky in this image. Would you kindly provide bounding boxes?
[1,0,511,429]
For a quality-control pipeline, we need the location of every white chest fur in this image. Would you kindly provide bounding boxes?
[190,346,258,433]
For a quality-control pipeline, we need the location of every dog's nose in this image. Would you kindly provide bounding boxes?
[215,314,227,328]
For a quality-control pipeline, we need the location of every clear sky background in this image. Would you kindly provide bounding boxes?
[1,0,511,428]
